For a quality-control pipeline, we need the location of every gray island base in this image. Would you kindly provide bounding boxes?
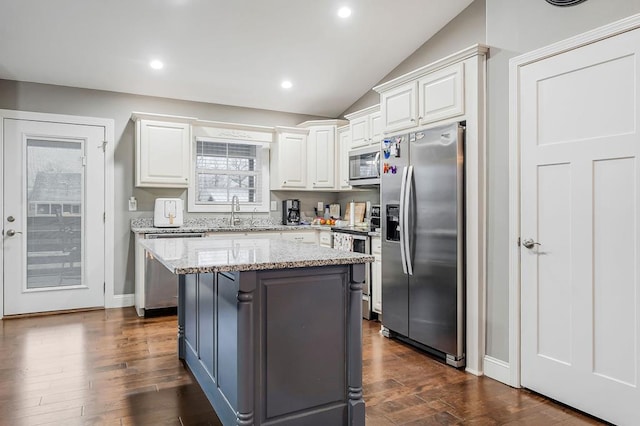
[139,237,372,426]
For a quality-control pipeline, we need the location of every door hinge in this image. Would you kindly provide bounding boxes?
[103,282,106,294]
[103,212,106,222]
[99,141,107,152]
[517,237,521,247]
[81,156,87,166]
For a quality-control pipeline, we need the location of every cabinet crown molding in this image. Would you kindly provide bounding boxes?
[373,44,489,94]
[297,119,348,128]
[274,125,310,135]
[344,104,380,121]
[131,111,197,124]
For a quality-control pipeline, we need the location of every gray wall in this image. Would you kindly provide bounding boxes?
[0,79,320,296]
[341,0,487,116]
[485,0,640,361]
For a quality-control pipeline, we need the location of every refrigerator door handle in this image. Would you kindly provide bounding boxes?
[405,165,414,275]
[399,166,409,275]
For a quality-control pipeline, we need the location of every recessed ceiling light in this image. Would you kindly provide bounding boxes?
[337,7,352,18]
[149,60,164,70]
[281,80,293,89]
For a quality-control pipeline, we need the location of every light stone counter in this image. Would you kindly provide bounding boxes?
[139,235,373,275]
[131,217,334,234]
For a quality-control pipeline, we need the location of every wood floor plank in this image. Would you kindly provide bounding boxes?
[0,308,607,425]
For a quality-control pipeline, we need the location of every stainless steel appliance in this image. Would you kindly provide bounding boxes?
[144,232,204,314]
[332,228,372,319]
[381,122,465,367]
[282,199,300,225]
[348,146,380,186]
[370,205,381,231]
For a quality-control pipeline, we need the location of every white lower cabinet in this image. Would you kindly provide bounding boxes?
[319,230,333,248]
[371,236,382,314]
[280,231,319,246]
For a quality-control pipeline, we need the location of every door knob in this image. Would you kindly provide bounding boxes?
[6,229,22,237]
[522,238,541,249]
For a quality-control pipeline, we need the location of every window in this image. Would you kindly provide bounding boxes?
[188,137,270,212]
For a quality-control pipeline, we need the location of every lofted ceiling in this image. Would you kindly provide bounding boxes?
[0,0,474,118]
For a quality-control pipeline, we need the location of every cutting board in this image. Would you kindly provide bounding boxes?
[344,202,366,223]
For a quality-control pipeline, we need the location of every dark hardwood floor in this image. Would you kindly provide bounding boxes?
[0,308,603,425]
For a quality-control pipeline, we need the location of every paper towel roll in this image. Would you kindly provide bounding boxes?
[349,202,355,226]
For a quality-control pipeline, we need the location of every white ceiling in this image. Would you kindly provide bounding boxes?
[0,0,474,118]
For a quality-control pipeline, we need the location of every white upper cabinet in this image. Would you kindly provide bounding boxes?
[380,83,418,133]
[345,105,381,150]
[307,125,336,189]
[271,127,309,189]
[376,59,467,133]
[337,125,351,190]
[275,119,346,191]
[133,113,194,188]
[418,62,464,125]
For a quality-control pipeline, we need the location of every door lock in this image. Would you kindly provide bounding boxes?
[7,216,15,222]
[522,238,541,249]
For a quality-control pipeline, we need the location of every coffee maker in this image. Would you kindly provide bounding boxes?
[282,199,300,225]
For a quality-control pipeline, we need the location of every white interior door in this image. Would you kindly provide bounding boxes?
[3,118,105,315]
[520,29,640,425]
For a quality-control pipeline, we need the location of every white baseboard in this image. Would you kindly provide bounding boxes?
[483,355,512,386]
[465,366,483,376]
[107,293,135,308]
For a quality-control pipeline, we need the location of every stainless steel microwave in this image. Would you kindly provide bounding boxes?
[348,146,380,186]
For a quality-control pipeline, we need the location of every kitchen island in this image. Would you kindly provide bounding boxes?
[140,236,373,426]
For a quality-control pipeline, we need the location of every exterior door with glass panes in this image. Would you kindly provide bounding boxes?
[3,118,105,315]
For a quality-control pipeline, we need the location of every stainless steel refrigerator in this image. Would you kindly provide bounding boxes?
[381,122,465,367]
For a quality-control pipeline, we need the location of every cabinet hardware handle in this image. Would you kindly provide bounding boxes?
[410,118,415,122]
[418,116,423,120]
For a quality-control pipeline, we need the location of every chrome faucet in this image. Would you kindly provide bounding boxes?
[230,195,241,226]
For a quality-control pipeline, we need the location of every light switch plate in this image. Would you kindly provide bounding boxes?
[270,200,277,211]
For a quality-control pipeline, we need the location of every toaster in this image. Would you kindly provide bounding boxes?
[153,198,184,227]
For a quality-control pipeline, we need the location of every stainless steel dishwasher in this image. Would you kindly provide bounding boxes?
[144,233,205,314]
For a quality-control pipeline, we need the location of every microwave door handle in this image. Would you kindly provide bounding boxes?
[405,165,414,276]
[374,151,381,177]
[399,166,409,275]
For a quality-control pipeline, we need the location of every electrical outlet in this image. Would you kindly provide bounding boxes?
[128,196,137,212]
[270,200,277,211]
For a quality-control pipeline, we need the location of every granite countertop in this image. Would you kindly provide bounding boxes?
[131,217,334,234]
[140,235,374,274]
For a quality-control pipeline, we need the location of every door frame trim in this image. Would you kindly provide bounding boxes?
[0,110,115,318]
[507,12,640,388]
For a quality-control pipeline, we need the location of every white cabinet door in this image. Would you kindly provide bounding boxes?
[418,62,464,126]
[381,82,417,133]
[136,119,190,187]
[280,231,319,246]
[319,231,333,248]
[349,115,369,149]
[308,126,335,189]
[371,236,382,314]
[276,132,307,189]
[369,111,383,144]
[338,127,352,190]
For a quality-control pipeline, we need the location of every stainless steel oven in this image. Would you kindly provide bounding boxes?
[332,229,372,319]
